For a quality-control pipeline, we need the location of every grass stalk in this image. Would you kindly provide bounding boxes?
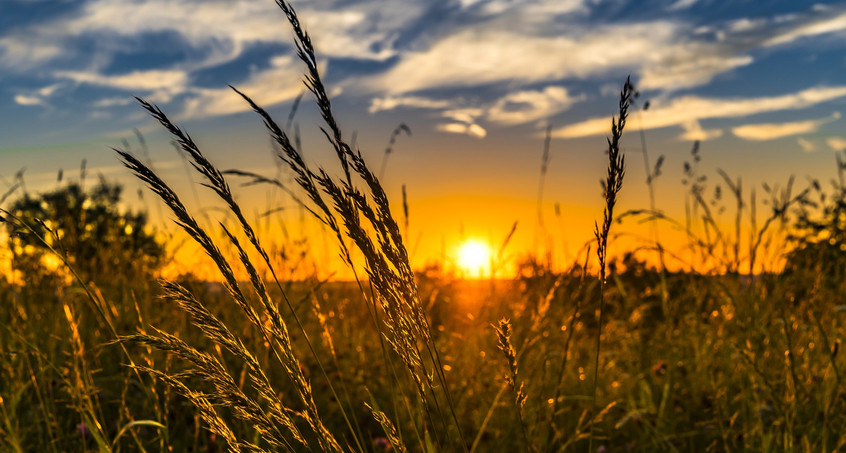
[589,76,634,452]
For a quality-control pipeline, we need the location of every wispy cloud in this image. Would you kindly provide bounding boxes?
[364,20,741,94]
[827,137,846,152]
[639,54,752,91]
[14,94,45,106]
[369,86,582,128]
[554,86,846,138]
[92,97,134,108]
[181,55,305,118]
[437,122,487,139]
[56,69,188,92]
[667,0,698,11]
[437,108,486,138]
[486,86,583,125]
[59,0,414,63]
[797,137,815,152]
[369,95,455,113]
[55,69,189,104]
[679,120,722,141]
[731,112,840,141]
[764,11,846,47]
[0,35,62,68]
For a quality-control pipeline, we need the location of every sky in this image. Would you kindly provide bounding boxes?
[2,0,846,276]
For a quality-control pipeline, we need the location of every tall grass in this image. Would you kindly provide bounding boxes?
[114,1,471,451]
[589,77,633,452]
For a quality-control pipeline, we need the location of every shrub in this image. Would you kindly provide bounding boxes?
[5,180,164,287]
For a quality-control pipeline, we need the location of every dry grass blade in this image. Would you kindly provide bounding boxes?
[274,0,353,185]
[121,329,295,451]
[590,76,634,451]
[158,281,306,447]
[117,148,341,451]
[379,123,412,180]
[366,403,409,453]
[493,319,532,452]
[232,2,470,448]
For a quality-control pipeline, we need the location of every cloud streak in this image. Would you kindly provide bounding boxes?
[554,86,846,138]
[363,20,745,94]
[181,55,305,118]
[731,112,840,141]
[827,137,846,152]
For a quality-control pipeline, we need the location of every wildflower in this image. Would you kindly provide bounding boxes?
[77,422,91,439]
[373,437,392,451]
[652,360,668,376]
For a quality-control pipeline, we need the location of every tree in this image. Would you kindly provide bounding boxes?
[5,180,164,287]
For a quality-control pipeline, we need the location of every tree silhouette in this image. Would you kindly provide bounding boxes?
[6,180,164,287]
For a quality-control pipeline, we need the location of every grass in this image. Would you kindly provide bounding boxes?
[2,1,846,452]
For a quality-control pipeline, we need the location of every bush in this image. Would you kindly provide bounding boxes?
[5,180,164,287]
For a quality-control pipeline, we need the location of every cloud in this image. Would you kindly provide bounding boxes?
[37,83,63,97]
[364,21,709,94]
[369,95,455,113]
[370,86,582,127]
[442,108,485,124]
[460,0,587,18]
[554,86,846,138]
[639,54,752,90]
[436,108,486,138]
[667,0,698,11]
[11,83,64,107]
[731,112,840,141]
[361,10,771,95]
[679,120,722,141]
[797,137,815,152]
[764,11,846,47]
[827,137,846,151]
[56,69,189,92]
[437,122,487,138]
[486,86,582,125]
[727,18,767,33]
[181,55,304,118]
[54,68,189,104]
[14,94,45,106]
[0,35,62,68]
[57,0,415,64]
[92,97,133,108]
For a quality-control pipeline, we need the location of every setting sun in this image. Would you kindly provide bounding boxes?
[457,240,491,278]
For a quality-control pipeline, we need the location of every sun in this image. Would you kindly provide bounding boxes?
[457,240,491,278]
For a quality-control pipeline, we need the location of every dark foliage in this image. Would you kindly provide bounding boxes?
[5,181,164,286]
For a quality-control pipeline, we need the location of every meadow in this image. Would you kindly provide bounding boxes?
[2,2,846,452]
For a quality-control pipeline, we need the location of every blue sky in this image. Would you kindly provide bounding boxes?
[4,0,846,144]
[3,0,846,269]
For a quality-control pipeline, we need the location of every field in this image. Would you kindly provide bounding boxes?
[2,2,846,453]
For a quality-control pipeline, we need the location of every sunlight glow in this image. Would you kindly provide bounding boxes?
[457,240,491,278]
